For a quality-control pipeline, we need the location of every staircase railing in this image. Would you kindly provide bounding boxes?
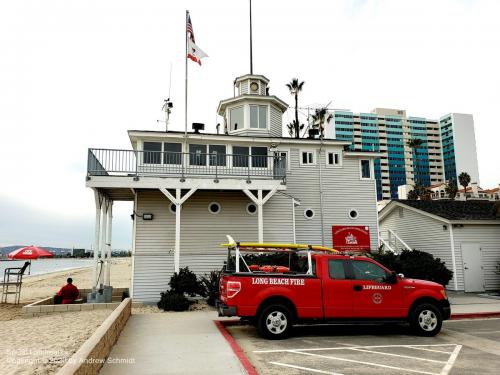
[379,229,413,254]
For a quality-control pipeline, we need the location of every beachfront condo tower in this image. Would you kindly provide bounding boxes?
[326,108,480,200]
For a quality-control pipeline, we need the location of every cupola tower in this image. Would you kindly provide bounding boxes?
[217,74,288,137]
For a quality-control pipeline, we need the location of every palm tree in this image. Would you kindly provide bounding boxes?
[310,107,333,139]
[286,122,296,137]
[458,172,471,199]
[407,138,424,186]
[445,179,458,200]
[407,189,419,200]
[286,78,305,138]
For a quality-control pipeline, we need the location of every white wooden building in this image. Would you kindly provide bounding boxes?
[86,74,381,302]
[379,200,500,292]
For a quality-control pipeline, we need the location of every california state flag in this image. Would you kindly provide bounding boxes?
[187,39,208,66]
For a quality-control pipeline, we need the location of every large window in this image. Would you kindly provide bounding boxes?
[233,146,249,167]
[189,144,207,166]
[250,105,267,129]
[209,145,226,166]
[232,146,268,168]
[360,159,371,179]
[251,146,268,168]
[230,106,244,131]
[143,142,161,164]
[351,260,387,283]
[164,142,182,165]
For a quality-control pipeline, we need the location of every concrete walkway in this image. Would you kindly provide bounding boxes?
[449,292,500,315]
[99,311,246,375]
[98,293,500,374]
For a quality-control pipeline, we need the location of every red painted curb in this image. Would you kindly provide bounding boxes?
[214,320,259,375]
[451,312,500,320]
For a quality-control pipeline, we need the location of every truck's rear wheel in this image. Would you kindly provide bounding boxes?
[258,304,292,340]
[410,303,442,336]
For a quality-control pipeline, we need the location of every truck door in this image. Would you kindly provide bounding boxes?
[322,259,353,318]
[349,259,404,318]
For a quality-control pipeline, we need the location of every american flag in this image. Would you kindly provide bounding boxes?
[186,14,195,43]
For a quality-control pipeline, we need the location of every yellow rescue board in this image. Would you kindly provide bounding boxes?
[220,242,339,253]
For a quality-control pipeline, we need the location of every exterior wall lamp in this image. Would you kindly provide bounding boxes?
[131,211,154,221]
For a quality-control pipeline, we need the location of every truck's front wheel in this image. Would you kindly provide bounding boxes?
[258,304,292,340]
[410,303,443,336]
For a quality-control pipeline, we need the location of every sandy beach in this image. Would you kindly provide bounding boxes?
[0,258,131,374]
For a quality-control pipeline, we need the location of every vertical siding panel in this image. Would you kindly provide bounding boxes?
[453,225,500,290]
[379,207,458,289]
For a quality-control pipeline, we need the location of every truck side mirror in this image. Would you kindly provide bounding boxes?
[386,271,397,284]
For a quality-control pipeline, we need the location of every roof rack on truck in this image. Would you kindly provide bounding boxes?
[221,235,339,275]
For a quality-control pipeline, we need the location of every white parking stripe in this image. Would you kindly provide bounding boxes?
[440,345,462,375]
[269,361,345,375]
[407,346,454,354]
[348,347,447,364]
[254,343,457,353]
[288,350,440,375]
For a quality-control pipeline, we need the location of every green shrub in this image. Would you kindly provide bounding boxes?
[158,267,206,311]
[373,249,453,287]
[200,271,221,306]
[169,267,206,297]
[157,290,193,311]
[372,251,400,273]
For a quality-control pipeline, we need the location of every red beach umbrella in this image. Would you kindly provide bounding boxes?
[8,245,54,260]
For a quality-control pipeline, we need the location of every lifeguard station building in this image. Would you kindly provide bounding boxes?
[86,73,381,302]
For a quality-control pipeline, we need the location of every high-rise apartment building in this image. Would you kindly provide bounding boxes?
[326,108,479,200]
[440,113,480,185]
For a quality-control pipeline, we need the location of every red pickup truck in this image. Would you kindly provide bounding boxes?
[218,243,450,339]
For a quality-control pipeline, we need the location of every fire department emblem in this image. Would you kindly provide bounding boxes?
[345,233,358,245]
[372,293,383,304]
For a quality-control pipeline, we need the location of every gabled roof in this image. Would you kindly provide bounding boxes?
[457,186,484,193]
[379,200,500,223]
[427,182,446,189]
[484,187,499,194]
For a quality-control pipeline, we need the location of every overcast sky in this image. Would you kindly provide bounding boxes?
[1,0,499,249]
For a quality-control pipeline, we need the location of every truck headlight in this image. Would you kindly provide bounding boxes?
[440,289,447,299]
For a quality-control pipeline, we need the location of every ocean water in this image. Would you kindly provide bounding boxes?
[0,258,94,278]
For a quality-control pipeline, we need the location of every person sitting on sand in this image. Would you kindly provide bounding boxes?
[55,277,80,304]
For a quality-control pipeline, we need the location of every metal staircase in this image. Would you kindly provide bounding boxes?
[378,229,413,254]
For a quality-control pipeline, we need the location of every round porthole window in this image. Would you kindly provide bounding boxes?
[246,203,257,215]
[208,202,221,214]
[304,208,315,220]
[169,203,177,214]
[349,209,359,220]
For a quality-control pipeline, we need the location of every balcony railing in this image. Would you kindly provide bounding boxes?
[87,148,287,181]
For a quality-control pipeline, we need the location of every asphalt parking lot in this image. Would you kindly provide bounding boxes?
[226,318,500,375]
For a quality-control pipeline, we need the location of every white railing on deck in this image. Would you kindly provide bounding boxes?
[378,229,413,254]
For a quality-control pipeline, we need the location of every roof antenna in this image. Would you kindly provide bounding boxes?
[158,63,173,132]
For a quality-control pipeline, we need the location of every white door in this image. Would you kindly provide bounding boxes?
[461,243,484,292]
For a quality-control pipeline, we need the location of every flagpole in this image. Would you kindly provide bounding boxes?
[184,10,189,140]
